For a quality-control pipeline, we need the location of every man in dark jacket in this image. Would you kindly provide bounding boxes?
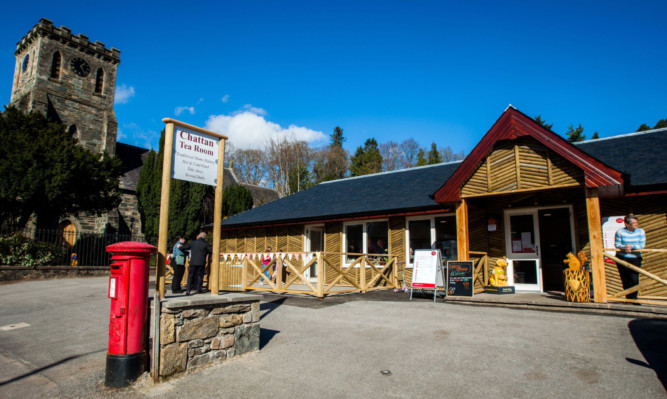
[180,232,213,295]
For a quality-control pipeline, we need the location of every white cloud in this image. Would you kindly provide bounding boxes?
[239,104,267,116]
[205,107,327,150]
[221,94,230,103]
[175,106,195,116]
[115,84,135,104]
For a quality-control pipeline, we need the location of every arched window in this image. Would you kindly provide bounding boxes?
[67,124,78,140]
[50,51,61,79]
[94,68,104,93]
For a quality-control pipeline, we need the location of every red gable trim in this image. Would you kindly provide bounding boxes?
[433,107,624,203]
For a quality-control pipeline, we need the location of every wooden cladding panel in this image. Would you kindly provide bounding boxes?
[389,216,406,264]
[461,159,489,196]
[277,229,288,252]
[287,225,303,252]
[461,138,585,198]
[324,222,343,284]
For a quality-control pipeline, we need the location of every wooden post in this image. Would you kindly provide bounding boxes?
[316,252,324,298]
[210,139,226,295]
[156,122,175,298]
[586,188,607,303]
[360,257,366,293]
[456,199,470,261]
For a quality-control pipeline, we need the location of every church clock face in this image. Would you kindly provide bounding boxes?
[70,57,90,77]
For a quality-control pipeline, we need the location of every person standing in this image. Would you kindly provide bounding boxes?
[614,215,646,300]
[171,236,187,294]
[180,232,213,295]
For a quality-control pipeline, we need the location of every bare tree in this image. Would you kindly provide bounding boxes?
[399,138,420,168]
[227,147,267,186]
[265,135,312,196]
[380,141,402,171]
[439,145,465,162]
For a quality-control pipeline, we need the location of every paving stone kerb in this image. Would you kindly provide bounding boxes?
[158,293,261,379]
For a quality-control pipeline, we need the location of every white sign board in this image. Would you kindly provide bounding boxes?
[411,250,440,289]
[171,126,219,186]
[602,216,625,257]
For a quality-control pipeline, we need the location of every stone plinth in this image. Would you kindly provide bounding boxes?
[158,293,261,379]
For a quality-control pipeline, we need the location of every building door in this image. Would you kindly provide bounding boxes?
[505,209,542,291]
[304,225,324,281]
[504,207,574,292]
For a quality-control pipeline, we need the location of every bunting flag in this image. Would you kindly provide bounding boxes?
[240,253,246,260]
[280,253,286,260]
[223,254,228,261]
[269,253,275,260]
[295,253,300,260]
[288,253,293,260]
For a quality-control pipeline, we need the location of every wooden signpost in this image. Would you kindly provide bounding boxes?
[156,119,228,297]
[410,249,446,302]
[446,260,474,297]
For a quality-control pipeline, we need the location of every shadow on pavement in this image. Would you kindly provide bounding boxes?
[260,297,287,320]
[0,349,106,386]
[627,318,667,391]
[260,328,279,349]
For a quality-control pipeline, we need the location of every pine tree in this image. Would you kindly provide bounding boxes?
[416,148,427,166]
[349,138,382,176]
[222,184,253,218]
[534,115,553,130]
[565,124,586,142]
[427,142,442,164]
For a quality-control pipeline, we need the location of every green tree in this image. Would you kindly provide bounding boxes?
[222,183,253,218]
[427,142,442,164]
[0,106,122,229]
[591,132,599,139]
[349,138,382,176]
[534,115,553,130]
[416,148,427,166]
[313,126,348,183]
[331,126,345,147]
[636,123,651,132]
[565,124,586,142]
[654,119,667,129]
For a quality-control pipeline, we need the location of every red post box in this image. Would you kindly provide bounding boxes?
[105,241,157,388]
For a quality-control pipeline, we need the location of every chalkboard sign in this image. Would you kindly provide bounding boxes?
[447,260,474,297]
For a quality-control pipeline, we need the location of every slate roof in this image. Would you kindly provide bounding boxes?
[115,142,150,191]
[219,127,667,229]
[220,162,461,227]
[574,127,667,189]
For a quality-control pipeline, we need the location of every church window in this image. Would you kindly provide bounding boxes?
[94,68,104,93]
[22,54,30,73]
[67,124,78,140]
[50,51,61,79]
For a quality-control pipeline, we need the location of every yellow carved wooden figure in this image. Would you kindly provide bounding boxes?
[489,257,508,287]
[563,252,590,302]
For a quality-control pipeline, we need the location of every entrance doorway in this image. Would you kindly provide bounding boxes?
[504,206,574,292]
[304,225,324,281]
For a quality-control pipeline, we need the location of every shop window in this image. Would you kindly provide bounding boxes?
[94,68,104,93]
[50,51,61,79]
[435,216,457,260]
[344,220,389,264]
[406,214,457,266]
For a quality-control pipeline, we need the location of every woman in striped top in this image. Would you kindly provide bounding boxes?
[614,215,646,300]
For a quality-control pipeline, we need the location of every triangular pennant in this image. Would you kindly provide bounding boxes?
[288,253,293,260]
[240,253,246,260]
[281,253,286,260]
[295,253,301,260]
[223,254,228,261]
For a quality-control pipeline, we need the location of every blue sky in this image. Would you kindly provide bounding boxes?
[2,1,666,154]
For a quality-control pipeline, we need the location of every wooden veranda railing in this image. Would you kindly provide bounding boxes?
[217,252,400,298]
[603,248,667,306]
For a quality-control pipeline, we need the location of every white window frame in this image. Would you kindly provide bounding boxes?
[342,218,388,267]
[405,213,455,268]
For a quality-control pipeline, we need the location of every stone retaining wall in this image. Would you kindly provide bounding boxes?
[158,294,261,379]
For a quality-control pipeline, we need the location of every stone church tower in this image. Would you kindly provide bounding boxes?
[10,18,120,156]
[8,19,134,235]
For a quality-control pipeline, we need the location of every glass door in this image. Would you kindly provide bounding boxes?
[304,225,324,281]
[504,209,542,291]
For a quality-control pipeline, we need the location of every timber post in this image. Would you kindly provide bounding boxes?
[156,122,175,298]
[586,188,607,303]
[210,138,226,295]
[456,199,470,261]
[316,252,324,298]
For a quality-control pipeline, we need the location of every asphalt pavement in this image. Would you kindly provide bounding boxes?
[1,277,666,398]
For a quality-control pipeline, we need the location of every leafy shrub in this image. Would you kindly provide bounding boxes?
[0,233,62,267]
